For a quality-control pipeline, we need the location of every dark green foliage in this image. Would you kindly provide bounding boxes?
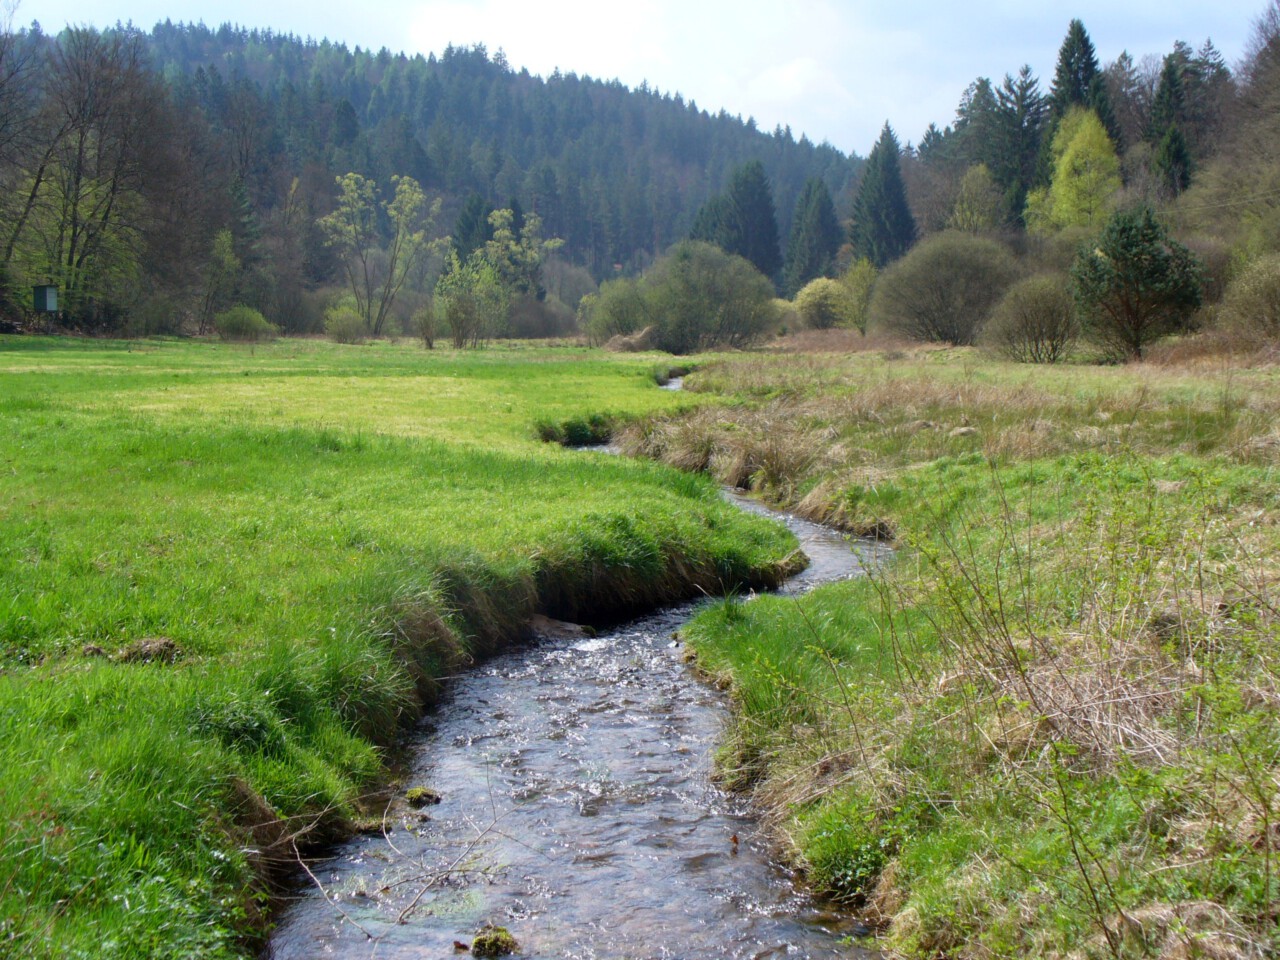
[783,178,842,296]
[689,161,782,282]
[1154,124,1193,196]
[871,231,1019,345]
[1150,54,1188,140]
[1050,19,1103,118]
[452,193,494,260]
[1071,206,1203,359]
[850,124,916,268]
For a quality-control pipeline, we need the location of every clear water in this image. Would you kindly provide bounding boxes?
[268,496,884,960]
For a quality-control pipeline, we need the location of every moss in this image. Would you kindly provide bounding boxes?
[404,786,442,808]
[471,923,518,957]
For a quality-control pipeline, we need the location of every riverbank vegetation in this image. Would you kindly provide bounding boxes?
[629,344,1280,958]
[0,337,797,958]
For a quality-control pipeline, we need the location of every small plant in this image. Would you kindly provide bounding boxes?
[471,923,518,957]
[214,304,278,342]
[324,304,368,344]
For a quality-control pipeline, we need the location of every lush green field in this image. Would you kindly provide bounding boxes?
[0,337,796,958]
[640,345,1280,959]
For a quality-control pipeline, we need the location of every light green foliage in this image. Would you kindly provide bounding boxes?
[1026,107,1121,233]
[324,302,367,344]
[870,231,1019,345]
[0,337,796,956]
[583,277,649,344]
[839,258,877,335]
[199,230,241,336]
[1220,252,1280,338]
[213,304,277,342]
[483,207,563,298]
[793,277,854,330]
[947,164,1005,233]
[319,173,440,336]
[435,249,509,347]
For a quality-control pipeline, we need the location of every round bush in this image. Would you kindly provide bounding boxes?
[213,305,278,342]
[870,231,1019,345]
[983,274,1079,363]
[794,278,854,330]
[1220,253,1280,339]
[324,305,367,344]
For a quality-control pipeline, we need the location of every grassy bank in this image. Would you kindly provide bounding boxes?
[633,345,1280,958]
[0,337,796,958]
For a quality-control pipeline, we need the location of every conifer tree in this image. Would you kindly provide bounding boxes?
[850,124,916,267]
[689,161,781,282]
[1154,124,1193,196]
[783,177,842,296]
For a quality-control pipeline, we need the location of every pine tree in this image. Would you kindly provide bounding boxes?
[783,178,842,296]
[850,124,916,268]
[1154,124,1193,196]
[1150,54,1187,140]
[1049,19,1101,117]
[723,160,782,280]
[689,160,781,281]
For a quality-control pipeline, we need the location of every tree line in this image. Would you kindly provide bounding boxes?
[0,19,858,337]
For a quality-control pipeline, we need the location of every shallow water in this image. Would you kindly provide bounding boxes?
[268,496,884,960]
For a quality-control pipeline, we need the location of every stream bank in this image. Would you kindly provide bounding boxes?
[268,488,882,960]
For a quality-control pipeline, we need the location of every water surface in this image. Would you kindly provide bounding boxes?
[269,496,882,960]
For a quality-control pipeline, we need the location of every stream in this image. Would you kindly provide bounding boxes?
[268,480,885,960]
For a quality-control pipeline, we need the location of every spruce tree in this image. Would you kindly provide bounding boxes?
[1049,19,1101,117]
[452,193,494,260]
[1150,54,1187,140]
[783,178,842,296]
[723,160,782,280]
[1154,124,1193,196]
[689,161,781,282]
[850,124,916,268]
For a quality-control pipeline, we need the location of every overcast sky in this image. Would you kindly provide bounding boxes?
[20,0,1269,155]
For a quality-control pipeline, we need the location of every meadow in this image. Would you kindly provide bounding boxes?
[629,342,1280,959]
[0,336,797,958]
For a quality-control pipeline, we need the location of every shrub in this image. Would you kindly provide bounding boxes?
[794,278,854,330]
[643,241,777,353]
[871,231,1019,345]
[1219,253,1280,339]
[413,302,435,349]
[214,305,278,342]
[839,258,877,335]
[983,274,1079,363]
[324,304,367,344]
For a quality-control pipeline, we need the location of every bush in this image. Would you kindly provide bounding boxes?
[643,241,777,353]
[324,304,367,344]
[983,274,1079,363]
[583,241,777,353]
[214,305,278,342]
[794,278,854,330]
[871,231,1019,345]
[1219,253,1280,339]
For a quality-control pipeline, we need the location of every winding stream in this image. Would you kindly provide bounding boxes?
[268,484,884,960]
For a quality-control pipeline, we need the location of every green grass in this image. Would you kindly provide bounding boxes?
[0,336,796,958]
[669,349,1280,959]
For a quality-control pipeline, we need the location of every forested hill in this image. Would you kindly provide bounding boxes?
[144,22,858,276]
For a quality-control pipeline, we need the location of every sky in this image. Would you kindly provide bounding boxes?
[19,0,1270,156]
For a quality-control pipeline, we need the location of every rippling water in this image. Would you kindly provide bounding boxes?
[268,496,884,960]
